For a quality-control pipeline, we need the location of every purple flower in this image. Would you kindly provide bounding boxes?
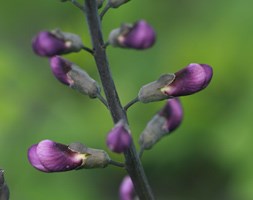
[109,20,156,50]
[32,30,83,57]
[138,63,213,103]
[27,140,88,172]
[49,56,73,85]
[139,98,183,150]
[161,63,213,97]
[106,120,132,153]
[119,176,135,200]
[32,31,67,57]
[159,98,183,133]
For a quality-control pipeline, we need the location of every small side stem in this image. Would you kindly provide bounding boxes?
[124,97,139,111]
[100,3,111,20]
[109,160,125,168]
[71,0,85,11]
[82,46,94,55]
[96,93,108,108]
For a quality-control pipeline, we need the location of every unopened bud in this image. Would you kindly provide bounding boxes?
[161,63,213,97]
[106,120,132,153]
[119,176,136,200]
[32,29,83,57]
[109,20,156,50]
[139,98,183,150]
[50,56,101,98]
[138,63,213,103]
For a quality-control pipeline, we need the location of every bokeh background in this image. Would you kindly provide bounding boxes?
[1,0,253,199]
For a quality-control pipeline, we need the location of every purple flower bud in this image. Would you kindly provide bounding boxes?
[109,0,130,8]
[138,63,213,103]
[109,20,156,50]
[161,63,213,97]
[0,169,10,200]
[119,176,135,200]
[106,120,132,153]
[50,56,73,85]
[139,98,183,150]
[32,29,83,57]
[49,56,101,98]
[27,140,89,172]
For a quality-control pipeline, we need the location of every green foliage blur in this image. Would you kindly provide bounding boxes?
[1,0,253,199]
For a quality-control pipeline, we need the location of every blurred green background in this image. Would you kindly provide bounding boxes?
[0,0,253,199]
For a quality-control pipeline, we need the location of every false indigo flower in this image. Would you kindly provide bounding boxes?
[119,176,135,200]
[109,20,156,50]
[50,55,72,85]
[138,63,213,103]
[161,63,213,97]
[0,169,10,200]
[139,98,183,150]
[49,56,101,98]
[32,29,83,57]
[106,120,132,153]
[27,140,89,172]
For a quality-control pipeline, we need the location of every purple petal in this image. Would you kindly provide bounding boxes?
[36,140,84,172]
[163,63,213,97]
[159,98,183,132]
[122,20,156,50]
[106,121,132,153]
[119,176,135,200]
[32,31,66,57]
[27,144,49,172]
[49,56,73,85]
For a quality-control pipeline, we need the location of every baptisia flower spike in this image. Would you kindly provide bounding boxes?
[109,20,156,50]
[50,56,101,98]
[106,120,132,153]
[0,169,10,200]
[119,176,135,200]
[139,98,183,150]
[138,63,213,103]
[32,29,83,57]
[28,140,111,172]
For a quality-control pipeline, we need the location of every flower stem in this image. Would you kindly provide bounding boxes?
[71,0,85,11]
[124,97,139,111]
[83,0,155,199]
[100,2,111,20]
[109,160,125,168]
[96,93,108,108]
[82,45,94,55]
